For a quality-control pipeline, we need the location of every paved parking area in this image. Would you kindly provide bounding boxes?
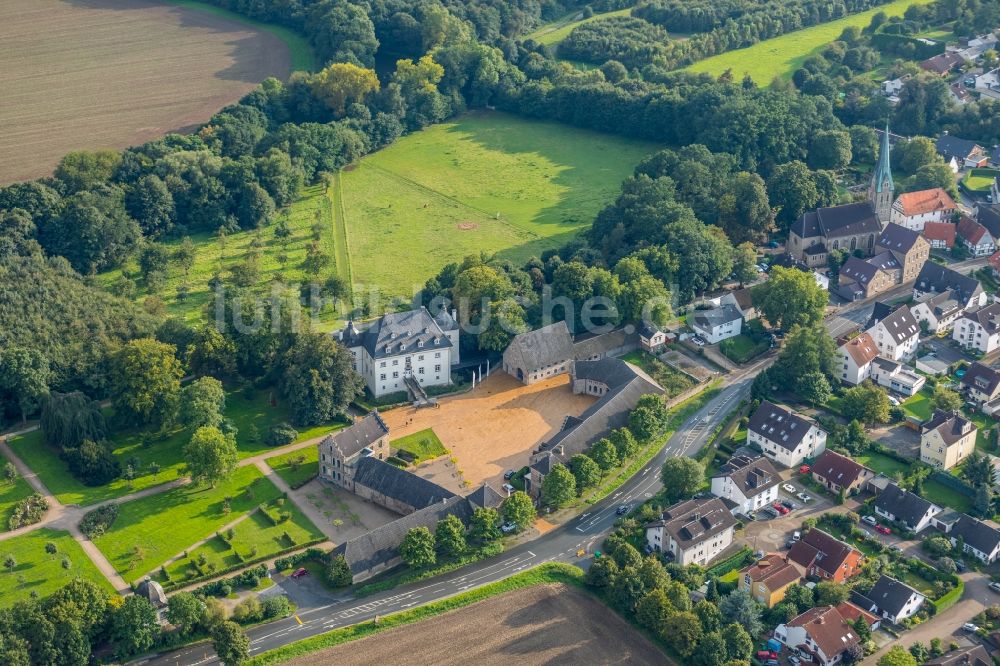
[923,337,975,367]
[743,473,837,552]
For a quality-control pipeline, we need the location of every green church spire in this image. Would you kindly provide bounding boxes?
[873,121,894,194]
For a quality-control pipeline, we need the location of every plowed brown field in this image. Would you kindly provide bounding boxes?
[286,584,669,665]
[0,0,290,184]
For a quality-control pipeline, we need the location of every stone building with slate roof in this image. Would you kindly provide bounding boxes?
[502,321,574,384]
[336,307,460,398]
[352,457,456,515]
[319,411,390,490]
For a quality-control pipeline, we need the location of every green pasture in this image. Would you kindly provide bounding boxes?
[526,8,633,46]
[685,0,936,84]
[0,529,115,606]
[93,466,283,583]
[339,111,658,299]
[8,388,344,506]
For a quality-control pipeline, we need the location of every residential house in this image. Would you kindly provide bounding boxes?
[881,76,909,97]
[739,553,803,608]
[920,409,978,470]
[710,454,780,516]
[920,52,965,76]
[990,251,1000,280]
[838,332,879,385]
[948,514,1000,563]
[789,528,864,583]
[638,322,668,353]
[936,134,989,168]
[911,289,964,333]
[856,575,926,624]
[691,303,743,344]
[890,189,957,232]
[875,223,930,282]
[747,400,827,468]
[950,81,974,105]
[865,302,921,362]
[922,221,957,249]
[644,497,737,566]
[836,255,897,301]
[721,287,757,321]
[913,263,987,310]
[973,67,1000,101]
[336,308,459,398]
[318,412,390,491]
[502,321,573,385]
[925,644,993,666]
[962,362,1000,404]
[773,605,863,666]
[957,215,997,257]
[527,358,664,497]
[981,205,1000,243]
[811,450,874,496]
[953,302,1000,354]
[873,482,942,533]
[871,357,927,396]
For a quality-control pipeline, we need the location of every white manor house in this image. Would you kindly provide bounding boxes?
[335,307,460,398]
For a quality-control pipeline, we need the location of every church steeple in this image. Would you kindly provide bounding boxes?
[869,122,895,227]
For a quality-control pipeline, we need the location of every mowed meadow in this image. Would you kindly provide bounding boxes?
[0,0,302,184]
[339,112,660,300]
[685,0,936,84]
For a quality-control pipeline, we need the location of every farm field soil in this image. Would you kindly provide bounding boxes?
[685,0,935,83]
[283,583,666,665]
[0,0,293,184]
[380,371,595,493]
[339,111,659,300]
[0,528,115,607]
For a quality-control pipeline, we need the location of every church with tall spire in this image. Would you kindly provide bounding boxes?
[868,122,895,226]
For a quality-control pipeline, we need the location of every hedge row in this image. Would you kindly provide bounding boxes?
[706,546,753,578]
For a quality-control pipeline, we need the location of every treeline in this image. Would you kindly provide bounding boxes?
[555,0,894,69]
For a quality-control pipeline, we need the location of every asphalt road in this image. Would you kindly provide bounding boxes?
[141,273,968,665]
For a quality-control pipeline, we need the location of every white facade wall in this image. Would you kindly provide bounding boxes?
[351,345,453,397]
[953,317,1000,354]
[710,476,778,515]
[692,317,742,344]
[890,206,947,232]
[870,323,919,362]
[838,348,872,385]
[748,426,827,469]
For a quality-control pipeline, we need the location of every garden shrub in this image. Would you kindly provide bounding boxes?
[8,493,49,530]
[79,502,119,538]
[266,423,298,447]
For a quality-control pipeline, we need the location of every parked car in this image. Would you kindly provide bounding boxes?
[797,492,812,502]
[799,465,811,474]
[792,530,801,541]
[862,515,878,526]
[502,483,515,494]
[503,470,516,480]
[616,504,631,516]
[691,336,706,347]
[756,651,778,661]
[956,560,967,572]
[500,522,518,533]
[963,622,980,633]
[875,525,891,535]
[887,395,900,406]
[290,568,309,579]
[988,582,1000,594]
[772,502,790,515]
[782,483,797,493]
[760,507,779,518]
[754,550,765,559]
[782,500,798,510]
[789,656,801,666]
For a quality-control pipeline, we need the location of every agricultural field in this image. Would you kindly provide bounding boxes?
[8,386,345,506]
[0,0,305,184]
[0,529,115,606]
[525,8,633,46]
[155,499,324,587]
[93,465,283,583]
[282,583,665,665]
[685,0,936,84]
[339,112,659,300]
[98,181,340,327]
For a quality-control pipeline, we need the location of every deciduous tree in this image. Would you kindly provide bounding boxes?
[183,426,238,487]
[541,463,577,508]
[660,457,704,503]
[400,526,436,567]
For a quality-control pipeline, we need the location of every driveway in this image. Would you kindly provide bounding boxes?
[923,337,975,367]
[743,475,838,553]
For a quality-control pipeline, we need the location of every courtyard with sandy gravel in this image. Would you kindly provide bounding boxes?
[381,372,595,493]
[284,583,667,666]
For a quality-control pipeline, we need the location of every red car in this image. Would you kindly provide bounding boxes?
[799,465,811,474]
[290,567,309,579]
[875,525,891,535]
[756,650,778,661]
[772,502,790,515]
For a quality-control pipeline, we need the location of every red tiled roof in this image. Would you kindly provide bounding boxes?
[835,601,878,628]
[789,528,861,578]
[895,188,957,216]
[989,250,1000,272]
[958,216,990,245]
[840,332,879,367]
[922,221,957,247]
[788,606,861,660]
[812,450,871,489]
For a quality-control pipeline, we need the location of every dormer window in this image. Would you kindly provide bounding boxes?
[418,340,424,348]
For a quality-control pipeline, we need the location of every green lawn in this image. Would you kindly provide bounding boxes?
[340,111,658,300]
[902,388,934,421]
[0,529,115,606]
[855,452,909,477]
[685,0,936,83]
[0,453,37,532]
[97,181,340,328]
[719,333,769,364]
[620,350,698,398]
[266,446,320,489]
[8,388,344,506]
[922,478,974,513]
[156,499,324,586]
[391,429,448,465]
[525,7,633,46]
[170,0,316,72]
[94,466,283,583]
[964,168,1000,193]
[915,26,954,41]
